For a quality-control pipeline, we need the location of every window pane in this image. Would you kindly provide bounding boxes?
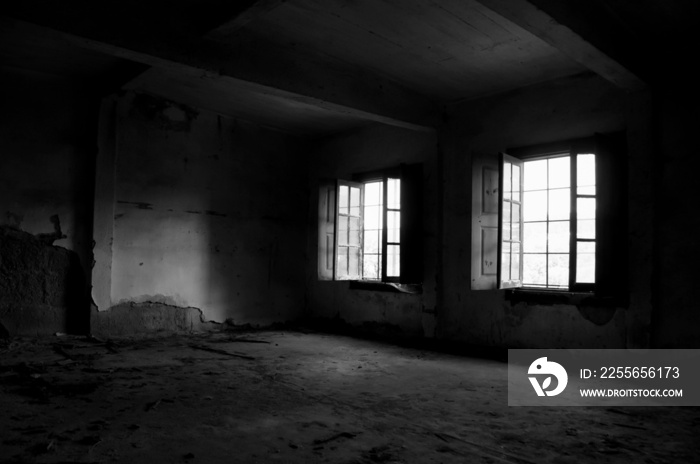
[350,247,361,276]
[524,222,546,253]
[548,254,569,288]
[512,202,521,241]
[578,185,596,195]
[387,178,400,210]
[577,198,595,220]
[363,254,380,280]
[576,241,595,283]
[339,185,349,215]
[387,244,400,277]
[511,242,520,280]
[523,253,546,286]
[504,162,512,200]
[349,217,361,246]
[549,221,569,253]
[364,205,382,229]
[577,219,596,239]
[503,201,511,241]
[549,188,570,220]
[501,242,511,281]
[364,230,380,254]
[364,181,382,206]
[337,247,348,278]
[524,159,547,191]
[338,215,348,246]
[512,164,521,201]
[523,190,547,221]
[388,211,401,243]
[577,154,595,189]
[549,156,570,189]
[349,186,361,216]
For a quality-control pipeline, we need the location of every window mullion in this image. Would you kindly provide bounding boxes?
[570,151,577,289]
[381,175,388,282]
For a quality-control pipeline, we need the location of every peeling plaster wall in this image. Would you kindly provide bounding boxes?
[440,73,653,348]
[94,92,307,330]
[0,67,95,335]
[306,124,439,338]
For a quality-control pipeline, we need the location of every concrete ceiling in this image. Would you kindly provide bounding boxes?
[2,0,696,135]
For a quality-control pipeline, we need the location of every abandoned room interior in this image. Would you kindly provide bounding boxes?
[1,0,699,462]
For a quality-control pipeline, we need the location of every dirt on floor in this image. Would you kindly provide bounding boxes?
[0,329,698,463]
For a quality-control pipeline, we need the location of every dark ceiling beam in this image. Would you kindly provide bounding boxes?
[475,0,646,91]
[1,3,437,132]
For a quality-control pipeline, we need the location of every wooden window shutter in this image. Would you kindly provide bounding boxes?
[317,179,337,280]
[471,155,499,290]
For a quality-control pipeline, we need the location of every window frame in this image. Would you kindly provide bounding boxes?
[353,167,401,283]
[499,136,621,295]
[318,163,423,286]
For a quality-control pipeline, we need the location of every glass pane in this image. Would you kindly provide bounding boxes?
[549,188,570,220]
[512,164,521,202]
[350,187,361,216]
[337,247,348,278]
[549,156,570,189]
[577,219,595,239]
[578,241,595,254]
[364,181,382,206]
[364,205,382,229]
[349,217,361,246]
[576,241,595,283]
[548,254,569,288]
[338,216,348,246]
[523,253,546,286]
[504,162,512,200]
[511,242,520,280]
[578,185,596,195]
[512,202,521,241]
[363,254,380,280]
[577,198,595,220]
[387,211,401,243]
[387,244,400,277]
[501,242,511,281]
[503,201,511,241]
[339,185,349,215]
[364,230,380,254]
[523,190,547,221]
[524,222,546,253]
[549,221,570,253]
[577,154,595,188]
[349,247,360,277]
[388,178,400,210]
[524,159,547,191]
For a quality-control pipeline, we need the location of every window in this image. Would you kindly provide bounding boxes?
[472,133,627,301]
[318,164,422,284]
[500,152,596,291]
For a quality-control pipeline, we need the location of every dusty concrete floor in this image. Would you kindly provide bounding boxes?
[0,330,698,463]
